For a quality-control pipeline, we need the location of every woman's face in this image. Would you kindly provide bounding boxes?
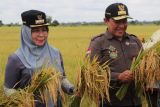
[31,26,48,46]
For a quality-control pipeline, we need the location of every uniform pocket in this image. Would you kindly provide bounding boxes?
[127,43,139,59]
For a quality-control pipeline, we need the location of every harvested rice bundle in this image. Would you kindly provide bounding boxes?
[133,49,160,98]
[116,35,160,101]
[0,89,34,107]
[71,57,110,107]
[0,67,65,107]
[28,67,65,107]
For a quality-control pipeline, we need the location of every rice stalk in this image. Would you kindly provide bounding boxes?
[28,67,65,107]
[71,57,110,107]
[0,89,35,107]
[0,67,65,107]
[116,49,144,100]
[134,48,160,107]
[116,40,160,101]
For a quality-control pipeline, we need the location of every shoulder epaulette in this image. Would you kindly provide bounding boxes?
[91,33,105,41]
[129,34,145,43]
[129,34,142,41]
[129,34,138,38]
[129,34,143,48]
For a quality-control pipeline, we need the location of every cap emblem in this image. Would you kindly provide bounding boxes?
[37,14,43,20]
[118,5,125,11]
[118,4,126,15]
[35,14,44,24]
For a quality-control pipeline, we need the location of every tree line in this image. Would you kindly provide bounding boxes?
[0,16,60,27]
[1,16,160,27]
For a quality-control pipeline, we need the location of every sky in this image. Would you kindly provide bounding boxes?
[0,0,160,24]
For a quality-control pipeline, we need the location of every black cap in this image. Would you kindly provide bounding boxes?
[105,3,132,20]
[21,10,49,27]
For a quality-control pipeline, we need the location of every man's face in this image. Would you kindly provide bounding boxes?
[31,26,48,46]
[104,18,128,37]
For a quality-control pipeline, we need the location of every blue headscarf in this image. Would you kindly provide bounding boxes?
[15,25,64,73]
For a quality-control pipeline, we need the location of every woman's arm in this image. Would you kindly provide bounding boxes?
[4,54,21,95]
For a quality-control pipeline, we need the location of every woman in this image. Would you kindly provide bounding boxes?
[4,10,74,107]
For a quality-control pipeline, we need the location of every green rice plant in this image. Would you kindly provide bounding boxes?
[70,57,110,107]
[116,49,145,100]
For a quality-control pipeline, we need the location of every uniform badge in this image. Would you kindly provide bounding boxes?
[108,45,118,59]
[86,48,91,54]
[125,41,130,46]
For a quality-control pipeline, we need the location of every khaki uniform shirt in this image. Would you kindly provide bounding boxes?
[88,31,142,106]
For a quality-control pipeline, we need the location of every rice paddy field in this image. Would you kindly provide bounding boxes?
[0,24,160,107]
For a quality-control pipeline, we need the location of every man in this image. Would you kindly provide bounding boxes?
[87,3,142,107]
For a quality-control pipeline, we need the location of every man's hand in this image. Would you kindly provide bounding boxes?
[118,70,133,83]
